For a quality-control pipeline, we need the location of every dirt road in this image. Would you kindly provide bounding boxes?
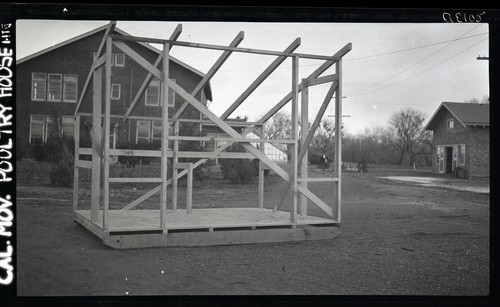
[16,168,489,296]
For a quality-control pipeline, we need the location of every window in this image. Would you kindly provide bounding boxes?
[145,78,175,107]
[447,119,454,129]
[136,120,151,144]
[111,84,121,100]
[63,74,78,102]
[459,144,466,166]
[145,79,160,106]
[30,114,45,144]
[31,73,46,101]
[152,120,162,142]
[47,74,62,101]
[32,73,78,102]
[114,54,125,67]
[62,116,75,138]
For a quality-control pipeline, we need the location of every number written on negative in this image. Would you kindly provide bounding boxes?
[443,11,486,23]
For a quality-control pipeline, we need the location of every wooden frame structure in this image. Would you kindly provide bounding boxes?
[72,21,352,248]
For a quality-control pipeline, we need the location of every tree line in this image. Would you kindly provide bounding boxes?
[264,108,433,167]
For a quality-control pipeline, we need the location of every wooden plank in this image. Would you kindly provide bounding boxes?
[73,115,80,213]
[168,135,294,144]
[76,160,92,169]
[299,79,309,216]
[111,34,341,61]
[113,41,163,80]
[258,127,265,209]
[109,177,163,183]
[296,185,333,216]
[220,38,301,120]
[104,226,340,249]
[173,31,245,119]
[122,185,161,210]
[94,55,106,70]
[186,164,193,214]
[297,80,338,164]
[172,121,179,210]
[124,24,182,118]
[103,36,112,231]
[308,74,337,87]
[178,151,254,159]
[74,21,116,118]
[90,65,102,223]
[297,178,338,182]
[174,162,192,169]
[109,149,161,157]
[74,212,104,240]
[335,59,343,222]
[290,56,299,223]
[160,42,170,232]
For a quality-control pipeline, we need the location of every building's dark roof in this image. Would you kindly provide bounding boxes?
[425,101,490,130]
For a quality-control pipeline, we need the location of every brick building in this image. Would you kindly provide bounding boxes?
[16,24,212,152]
[424,101,489,178]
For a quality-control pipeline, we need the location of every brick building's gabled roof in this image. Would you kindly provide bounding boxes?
[16,23,212,101]
[425,101,490,130]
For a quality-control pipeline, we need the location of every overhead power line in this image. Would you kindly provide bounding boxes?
[351,23,484,96]
[349,37,488,98]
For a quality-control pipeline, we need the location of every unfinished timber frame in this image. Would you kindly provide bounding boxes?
[72,21,352,248]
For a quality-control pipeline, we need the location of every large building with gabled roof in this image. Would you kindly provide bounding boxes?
[16,24,212,154]
[424,101,489,178]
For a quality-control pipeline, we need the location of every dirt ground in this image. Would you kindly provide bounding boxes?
[15,164,490,298]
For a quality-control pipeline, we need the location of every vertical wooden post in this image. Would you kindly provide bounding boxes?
[186,163,193,214]
[334,59,342,222]
[290,56,299,224]
[90,59,102,223]
[73,115,80,213]
[299,78,309,216]
[172,120,179,210]
[160,43,170,232]
[258,125,265,209]
[102,36,112,231]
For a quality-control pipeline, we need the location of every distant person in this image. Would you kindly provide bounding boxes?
[321,154,328,172]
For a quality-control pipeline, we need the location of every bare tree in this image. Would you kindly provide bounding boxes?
[264,111,291,140]
[311,118,337,156]
[388,108,427,166]
[465,95,489,104]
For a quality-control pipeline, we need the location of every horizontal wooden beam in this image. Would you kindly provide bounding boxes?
[109,177,163,183]
[297,177,339,182]
[113,40,163,80]
[109,149,161,157]
[76,160,92,169]
[307,74,337,87]
[174,162,193,169]
[110,34,342,61]
[168,135,294,144]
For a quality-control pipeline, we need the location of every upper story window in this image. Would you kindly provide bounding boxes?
[111,83,121,100]
[63,74,78,102]
[31,73,47,101]
[114,54,125,67]
[47,74,62,101]
[145,78,175,107]
[32,72,78,103]
[93,52,125,67]
[447,119,454,129]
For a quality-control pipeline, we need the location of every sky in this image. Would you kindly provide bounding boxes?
[16,20,489,135]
